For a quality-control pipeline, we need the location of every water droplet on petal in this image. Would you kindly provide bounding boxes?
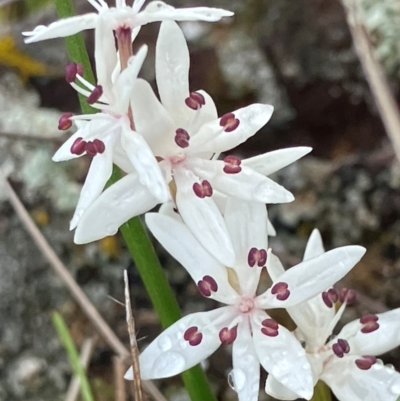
[244,355,254,363]
[390,382,400,395]
[251,382,259,392]
[303,363,310,370]
[158,335,172,351]
[228,370,236,391]
[232,368,246,392]
[153,352,185,377]
[106,224,118,236]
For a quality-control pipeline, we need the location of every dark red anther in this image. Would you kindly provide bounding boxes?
[92,139,105,154]
[197,275,218,297]
[65,62,82,83]
[322,288,339,308]
[247,248,267,267]
[87,85,103,104]
[360,314,379,333]
[175,128,190,148]
[185,92,205,110]
[219,112,240,132]
[58,113,73,131]
[219,326,238,344]
[183,326,203,346]
[223,155,242,174]
[332,338,350,358]
[339,287,356,305]
[355,355,376,370]
[271,282,290,301]
[193,180,213,198]
[261,318,279,337]
[70,137,87,155]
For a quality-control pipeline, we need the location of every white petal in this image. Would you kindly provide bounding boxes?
[74,173,158,244]
[174,168,235,266]
[267,218,276,236]
[339,308,400,356]
[257,246,366,309]
[155,21,190,124]
[231,321,260,401]
[112,143,135,173]
[23,14,98,43]
[121,126,169,202]
[190,104,273,154]
[251,310,313,400]
[52,131,86,162]
[113,45,148,114]
[158,202,182,221]
[138,4,233,27]
[95,17,117,100]
[265,375,298,401]
[225,198,267,296]
[131,79,176,156]
[70,135,116,230]
[265,250,285,281]
[145,213,238,303]
[242,147,312,176]
[303,229,325,261]
[187,90,218,133]
[128,307,236,380]
[189,158,294,204]
[322,356,400,401]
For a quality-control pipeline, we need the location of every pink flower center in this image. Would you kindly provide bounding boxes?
[236,296,255,314]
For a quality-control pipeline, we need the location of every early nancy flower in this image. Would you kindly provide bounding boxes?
[124,199,366,401]
[265,229,400,401]
[73,21,310,266]
[23,0,233,44]
[53,20,169,230]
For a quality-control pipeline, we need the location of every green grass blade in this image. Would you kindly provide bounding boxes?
[52,312,94,401]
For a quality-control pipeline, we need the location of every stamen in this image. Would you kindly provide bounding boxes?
[85,139,106,157]
[87,85,103,104]
[219,326,238,344]
[247,248,267,267]
[223,156,242,174]
[261,318,279,337]
[65,62,83,83]
[70,137,87,155]
[58,113,73,131]
[332,339,350,358]
[360,314,379,333]
[322,288,338,308]
[271,282,290,301]
[219,112,240,132]
[197,275,218,297]
[183,326,203,346]
[355,355,377,370]
[175,128,190,148]
[193,180,213,198]
[185,92,205,110]
[339,287,356,305]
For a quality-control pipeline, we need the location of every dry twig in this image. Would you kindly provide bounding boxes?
[341,0,400,162]
[113,356,127,401]
[0,173,166,401]
[124,270,144,401]
[65,337,97,401]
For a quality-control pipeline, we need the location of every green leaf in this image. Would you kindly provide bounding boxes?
[52,312,94,401]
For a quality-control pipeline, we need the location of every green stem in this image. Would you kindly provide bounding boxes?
[52,312,94,401]
[53,2,217,400]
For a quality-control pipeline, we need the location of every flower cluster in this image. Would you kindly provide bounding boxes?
[24,1,400,401]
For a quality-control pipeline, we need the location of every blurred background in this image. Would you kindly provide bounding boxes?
[0,0,400,400]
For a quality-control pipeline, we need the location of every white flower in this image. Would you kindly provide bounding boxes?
[73,21,311,266]
[265,229,400,401]
[22,0,233,44]
[124,199,366,401]
[53,20,168,230]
